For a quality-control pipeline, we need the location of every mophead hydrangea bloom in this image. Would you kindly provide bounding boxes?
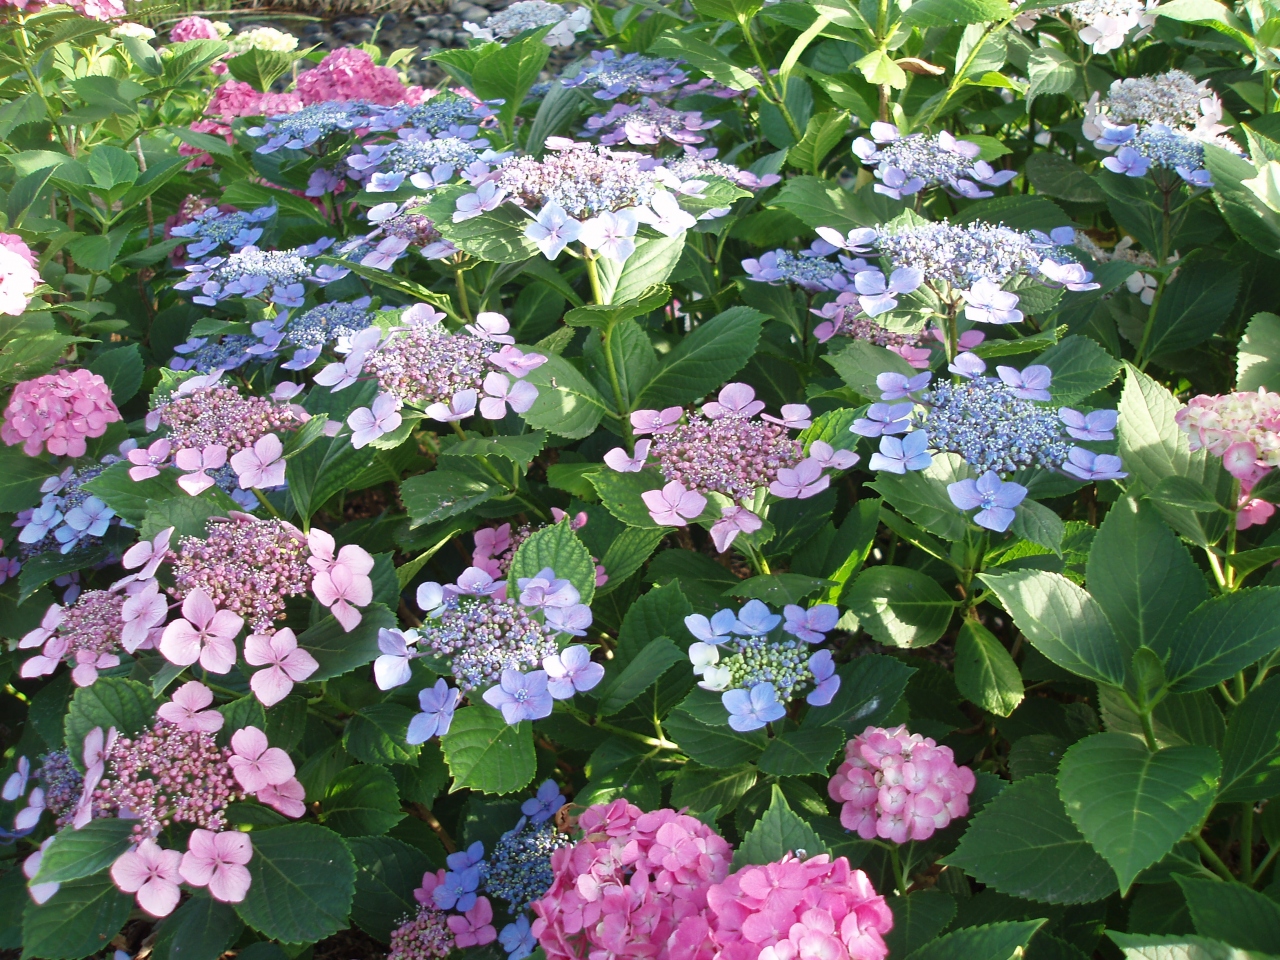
[1,369,121,458]
[0,232,41,315]
[295,47,425,107]
[1176,388,1280,529]
[828,725,977,843]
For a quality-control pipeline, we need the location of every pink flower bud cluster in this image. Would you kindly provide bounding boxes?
[295,48,425,107]
[706,854,894,960]
[170,515,313,632]
[389,901,458,960]
[828,725,976,844]
[0,232,41,316]
[17,589,132,687]
[530,800,734,960]
[1,369,122,458]
[151,383,302,459]
[414,869,498,948]
[91,717,245,841]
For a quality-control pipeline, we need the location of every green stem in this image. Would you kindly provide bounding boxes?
[740,21,803,141]
[924,18,1014,128]
[600,321,634,451]
[584,250,605,304]
[1139,708,1159,751]
[454,267,473,322]
[1191,832,1237,882]
[1226,478,1241,591]
[1243,803,1256,885]
[252,487,285,522]
[888,843,909,894]
[1254,842,1280,885]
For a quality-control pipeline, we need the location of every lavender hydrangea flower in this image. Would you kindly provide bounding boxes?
[407,679,460,743]
[853,122,1016,199]
[521,779,565,824]
[483,669,555,724]
[947,471,1028,532]
[170,206,276,260]
[562,50,688,100]
[584,98,719,147]
[724,682,786,732]
[868,432,934,473]
[543,646,604,698]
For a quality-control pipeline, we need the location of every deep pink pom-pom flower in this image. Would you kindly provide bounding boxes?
[2,369,121,458]
[828,725,976,844]
[706,853,894,960]
[531,800,734,960]
[295,48,424,106]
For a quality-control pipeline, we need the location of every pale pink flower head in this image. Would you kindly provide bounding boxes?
[111,840,183,918]
[244,627,319,707]
[180,829,253,903]
[157,680,225,734]
[159,587,244,674]
[1,369,121,457]
[230,433,286,489]
[170,16,224,42]
[228,725,295,794]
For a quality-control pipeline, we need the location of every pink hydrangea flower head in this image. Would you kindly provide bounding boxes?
[170,16,224,42]
[828,725,976,844]
[0,233,41,315]
[448,895,498,947]
[531,801,733,960]
[295,48,423,106]
[706,854,893,960]
[2,369,122,457]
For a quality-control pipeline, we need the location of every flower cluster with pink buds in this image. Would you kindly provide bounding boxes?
[1175,389,1280,529]
[531,800,734,960]
[828,725,977,844]
[17,589,140,687]
[326,304,545,439]
[605,383,858,551]
[707,853,894,960]
[1,369,122,458]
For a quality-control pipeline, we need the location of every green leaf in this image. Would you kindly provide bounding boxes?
[904,921,1048,960]
[885,891,958,959]
[803,653,915,731]
[1087,497,1208,662]
[88,344,144,406]
[590,466,668,528]
[1155,588,1280,693]
[664,709,768,767]
[521,352,613,439]
[235,823,356,944]
[597,636,684,716]
[344,704,421,765]
[732,784,828,869]
[979,570,1126,686]
[758,726,846,776]
[649,33,760,90]
[901,0,1011,24]
[1026,47,1079,104]
[789,110,852,173]
[669,764,758,815]
[86,145,138,191]
[1012,501,1066,557]
[0,444,55,513]
[1111,934,1280,960]
[441,704,535,794]
[300,603,397,682]
[636,306,765,408]
[1040,336,1122,405]
[32,819,135,885]
[152,894,244,960]
[470,32,552,137]
[348,837,432,942]
[65,677,156,762]
[1145,261,1241,363]
[597,526,666,591]
[1150,476,1225,513]
[944,774,1117,904]
[955,620,1025,717]
[1058,733,1221,894]
[597,580,692,714]
[322,764,405,838]
[1217,676,1280,802]
[420,184,541,262]
[598,233,686,305]
[825,338,918,399]
[855,49,907,88]
[21,874,132,960]
[772,175,890,233]
[400,470,500,527]
[1175,877,1280,953]
[1238,312,1280,390]
[724,573,832,606]
[508,520,597,607]
[870,455,973,543]
[844,566,954,648]
[1025,153,1107,204]
[139,489,241,541]
[226,47,300,92]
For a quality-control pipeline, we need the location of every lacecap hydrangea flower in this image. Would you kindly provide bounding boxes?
[561,50,689,100]
[685,599,842,730]
[853,122,1016,199]
[854,355,1126,496]
[605,382,857,550]
[828,724,976,843]
[465,0,592,46]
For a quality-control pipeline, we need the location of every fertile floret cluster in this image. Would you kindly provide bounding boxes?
[1,369,121,458]
[175,244,336,308]
[828,725,977,843]
[584,98,719,147]
[15,464,117,556]
[1094,69,1222,130]
[346,132,493,192]
[481,817,574,912]
[285,298,375,349]
[854,122,1015,199]
[465,0,591,45]
[388,904,457,960]
[153,383,302,457]
[17,589,129,687]
[170,515,312,631]
[874,221,1048,288]
[562,50,688,99]
[247,101,373,152]
[491,140,668,218]
[36,751,82,827]
[169,205,275,260]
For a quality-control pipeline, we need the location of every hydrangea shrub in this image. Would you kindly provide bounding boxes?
[3,2,1280,960]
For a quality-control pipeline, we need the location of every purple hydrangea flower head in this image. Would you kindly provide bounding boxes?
[685,609,739,645]
[1060,408,1118,441]
[407,679,460,743]
[869,431,934,473]
[1062,448,1128,481]
[733,599,782,636]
